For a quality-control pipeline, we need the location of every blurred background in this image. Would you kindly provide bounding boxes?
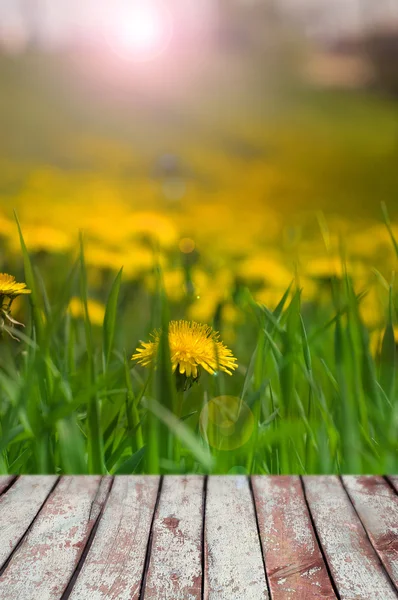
[0,0,397,338]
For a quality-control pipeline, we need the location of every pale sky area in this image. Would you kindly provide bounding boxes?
[0,0,397,52]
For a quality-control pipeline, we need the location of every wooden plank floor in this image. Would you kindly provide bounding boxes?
[0,476,397,599]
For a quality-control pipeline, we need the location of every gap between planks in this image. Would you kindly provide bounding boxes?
[61,476,115,600]
[1,476,398,600]
[303,476,398,600]
[0,476,110,600]
[341,476,398,594]
[248,477,272,599]
[138,475,164,600]
[0,475,18,497]
[299,476,342,599]
[0,476,60,577]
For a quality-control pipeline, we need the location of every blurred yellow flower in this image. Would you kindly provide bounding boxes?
[125,211,178,248]
[0,213,13,239]
[84,245,124,271]
[302,255,367,282]
[0,273,31,298]
[84,242,154,279]
[7,225,72,254]
[187,292,220,322]
[68,297,105,326]
[237,255,292,288]
[144,269,185,301]
[187,268,233,322]
[304,256,345,279]
[162,269,186,301]
[123,245,158,279]
[350,224,395,260]
[358,286,384,329]
[132,320,237,379]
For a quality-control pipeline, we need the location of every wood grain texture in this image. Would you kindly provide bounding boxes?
[69,476,160,600]
[204,476,268,600]
[342,476,398,590]
[144,476,204,600]
[303,476,398,600]
[1,475,397,599]
[252,476,336,599]
[0,475,16,495]
[0,476,109,600]
[0,475,58,569]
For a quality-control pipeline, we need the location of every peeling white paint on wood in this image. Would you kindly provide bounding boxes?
[204,476,268,600]
[1,475,397,599]
[144,476,203,600]
[303,476,397,600]
[0,476,106,600]
[252,476,336,599]
[69,476,160,600]
[0,475,58,569]
[0,475,15,495]
[343,476,398,589]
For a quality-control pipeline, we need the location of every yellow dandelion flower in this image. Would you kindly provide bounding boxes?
[0,273,30,338]
[0,273,31,298]
[132,320,238,380]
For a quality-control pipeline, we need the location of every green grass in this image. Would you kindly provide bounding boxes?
[1,50,398,475]
[0,221,397,475]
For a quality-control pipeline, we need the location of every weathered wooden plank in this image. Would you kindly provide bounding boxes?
[343,476,398,590]
[0,476,110,600]
[144,476,204,600]
[252,476,336,599]
[388,476,398,495]
[303,476,398,600]
[0,475,16,495]
[69,476,160,600]
[204,476,268,600]
[0,475,58,569]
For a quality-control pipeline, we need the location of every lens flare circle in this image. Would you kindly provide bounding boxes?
[104,2,173,62]
[200,396,254,451]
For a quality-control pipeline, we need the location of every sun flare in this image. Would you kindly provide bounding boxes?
[104,1,173,62]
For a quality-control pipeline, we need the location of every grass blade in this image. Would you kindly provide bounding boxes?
[103,267,123,368]
[142,396,213,471]
[79,234,104,474]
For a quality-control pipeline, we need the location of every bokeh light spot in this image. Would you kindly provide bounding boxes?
[179,237,196,254]
[200,396,254,451]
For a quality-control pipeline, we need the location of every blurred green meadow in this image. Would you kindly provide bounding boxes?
[0,2,397,474]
